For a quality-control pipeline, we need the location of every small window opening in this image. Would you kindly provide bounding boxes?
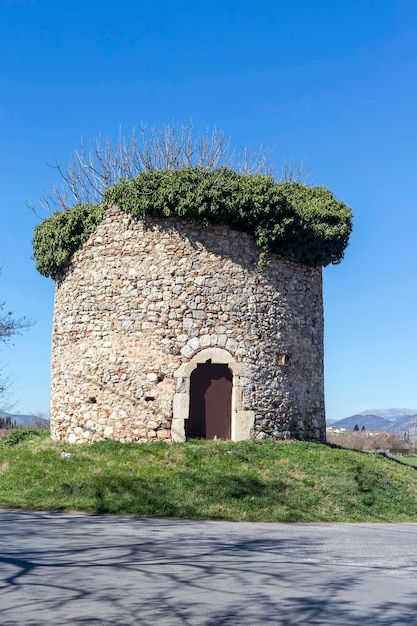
[276,352,291,366]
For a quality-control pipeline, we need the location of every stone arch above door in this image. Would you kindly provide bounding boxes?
[172,347,255,442]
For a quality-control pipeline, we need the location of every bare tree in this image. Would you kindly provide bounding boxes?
[327,430,411,455]
[0,270,32,409]
[30,121,308,216]
[30,410,50,429]
[278,158,312,184]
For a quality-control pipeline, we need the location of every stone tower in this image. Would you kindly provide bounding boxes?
[50,206,325,444]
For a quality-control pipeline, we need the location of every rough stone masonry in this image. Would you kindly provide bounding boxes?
[51,206,325,444]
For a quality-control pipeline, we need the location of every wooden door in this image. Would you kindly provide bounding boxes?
[186,363,232,440]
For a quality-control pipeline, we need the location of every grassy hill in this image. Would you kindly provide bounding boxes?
[1,430,417,522]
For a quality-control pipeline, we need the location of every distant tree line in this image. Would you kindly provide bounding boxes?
[327,430,411,455]
[0,416,17,429]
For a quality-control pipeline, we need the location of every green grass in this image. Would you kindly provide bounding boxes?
[395,456,417,467]
[1,429,417,521]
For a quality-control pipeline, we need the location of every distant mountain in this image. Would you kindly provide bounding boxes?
[385,414,417,435]
[358,408,417,421]
[331,414,391,431]
[0,413,45,426]
[325,418,338,426]
[330,408,417,433]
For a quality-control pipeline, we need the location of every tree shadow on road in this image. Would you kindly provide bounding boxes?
[0,511,416,625]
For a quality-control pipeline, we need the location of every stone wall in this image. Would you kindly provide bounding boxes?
[50,206,325,444]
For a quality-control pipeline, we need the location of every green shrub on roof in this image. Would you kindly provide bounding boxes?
[32,167,352,278]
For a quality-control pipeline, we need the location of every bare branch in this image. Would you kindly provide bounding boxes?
[0,270,33,409]
[278,159,312,184]
[0,309,32,344]
[29,122,309,217]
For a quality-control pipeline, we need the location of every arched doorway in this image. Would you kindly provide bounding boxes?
[186,361,232,440]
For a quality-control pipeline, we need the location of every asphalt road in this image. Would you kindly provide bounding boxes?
[0,510,416,625]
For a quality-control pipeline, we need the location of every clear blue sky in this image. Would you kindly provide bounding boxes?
[1,0,417,420]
